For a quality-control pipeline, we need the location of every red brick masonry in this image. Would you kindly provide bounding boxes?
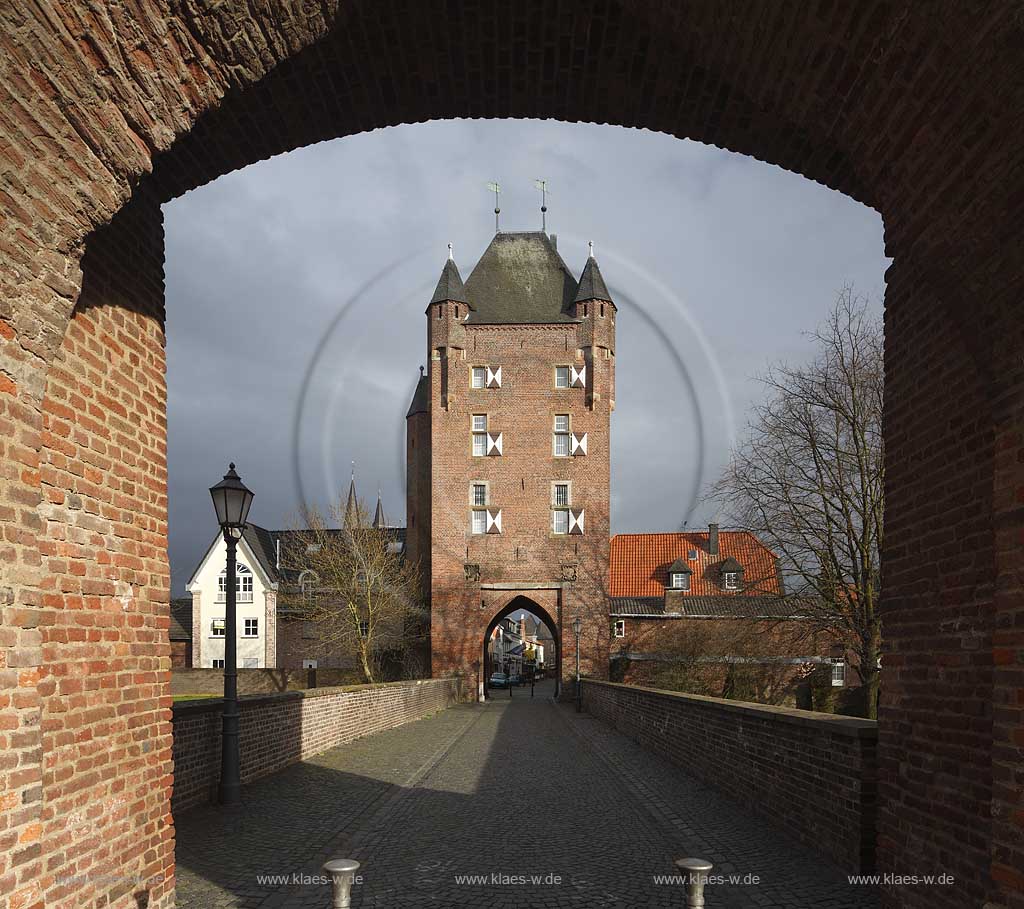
[581,680,877,873]
[171,676,470,814]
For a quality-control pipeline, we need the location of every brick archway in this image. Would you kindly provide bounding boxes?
[481,595,563,700]
[1,4,1021,909]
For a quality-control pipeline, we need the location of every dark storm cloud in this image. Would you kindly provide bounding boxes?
[164,119,889,593]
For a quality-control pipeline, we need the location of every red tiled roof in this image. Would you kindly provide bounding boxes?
[609,531,782,598]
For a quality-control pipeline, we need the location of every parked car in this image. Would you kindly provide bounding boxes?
[509,673,523,687]
[489,672,509,689]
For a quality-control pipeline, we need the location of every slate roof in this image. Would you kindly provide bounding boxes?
[610,531,783,597]
[574,256,614,304]
[464,232,580,324]
[170,597,192,640]
[406,375,428,418]
[610,596,806,618]
[429,258,471,307]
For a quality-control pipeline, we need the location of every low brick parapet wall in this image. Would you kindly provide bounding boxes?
[581,679,877,872]
[172,676,470,814]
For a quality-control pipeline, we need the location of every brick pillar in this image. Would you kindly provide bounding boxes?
[33,190,175,909]
[191,591,202,668]
[0,216,82,909]
[264,588,277,668]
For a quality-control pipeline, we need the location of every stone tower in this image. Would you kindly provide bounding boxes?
[406,232,615,698]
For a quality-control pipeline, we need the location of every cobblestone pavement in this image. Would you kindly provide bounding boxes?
[174,681,879,908]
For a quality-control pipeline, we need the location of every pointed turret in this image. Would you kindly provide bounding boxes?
[343,473,358,529]
[428,258,472,308]
[574,254,614,306]
[372,492,387,529]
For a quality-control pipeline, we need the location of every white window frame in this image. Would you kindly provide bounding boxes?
[243,617,259,638]
[211,618,225,638]
[472,414,488,457]
[217,564,253,603]
[831,658,846,687]
[552,509,570,535]
[553,414,570,457]
[471,510,487,534]
[471,366,486,388]
[670,572,690,590]
[723,572,739,590]
[613,620,625,639]
[555,366,570,388]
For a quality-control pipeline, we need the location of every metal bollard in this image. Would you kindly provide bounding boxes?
[675,857,713,907]
[323,858,360,909]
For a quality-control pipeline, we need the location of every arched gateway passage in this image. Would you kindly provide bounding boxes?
[482,596,562,701]
[1,4,1021,909]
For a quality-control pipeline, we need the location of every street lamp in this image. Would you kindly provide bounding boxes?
[208,462,254,806]
[572,615,582,713]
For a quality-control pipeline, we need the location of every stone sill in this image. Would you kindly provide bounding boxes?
[582,678,878,740]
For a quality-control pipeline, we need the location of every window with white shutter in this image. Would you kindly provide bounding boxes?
[553,414,570,457]
[487,432,503,456]
[568,508,585,535]
[486,366,502,388]
[555,366,570,388]
[570,365,586,388]
[472,414,488,456]
[552,509,569,535]
[570,432,588,456]
[486,509,502,534]
[471,510,487,534]
[471,366,486,388]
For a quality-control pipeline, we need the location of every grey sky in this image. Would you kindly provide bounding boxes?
[164,118,889,594]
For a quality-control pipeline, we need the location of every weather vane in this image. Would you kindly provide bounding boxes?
[534,179,551,231]
[487,181,501,232]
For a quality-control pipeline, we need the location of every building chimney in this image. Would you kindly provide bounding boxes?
[708,523,719,556]
[550,233,557,249]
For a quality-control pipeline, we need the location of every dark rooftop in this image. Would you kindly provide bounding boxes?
[610,596,810,618]
[464,232,579,324]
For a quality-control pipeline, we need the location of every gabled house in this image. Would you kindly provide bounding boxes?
[184,486,405,670]
[608,524,853,706]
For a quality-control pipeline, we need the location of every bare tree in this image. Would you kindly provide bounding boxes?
[706,287,883,717]
[279,499,427,684]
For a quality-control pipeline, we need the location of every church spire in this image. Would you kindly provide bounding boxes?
[343,467,358,529]
[574,246,614,305]
[372,491,387,529]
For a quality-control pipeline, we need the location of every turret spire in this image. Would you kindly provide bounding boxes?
[343,466,358,529]
[428,256,472,307]
[575,247,614,305]
[372,490,387,529]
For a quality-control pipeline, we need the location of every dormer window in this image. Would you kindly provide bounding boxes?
[717,557,744,591]
[688,549,698,561]
[665,557,692,591]
[670,572,690,590]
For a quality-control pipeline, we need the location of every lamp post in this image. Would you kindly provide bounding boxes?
[208,463,254,807]
[572,615,582,713]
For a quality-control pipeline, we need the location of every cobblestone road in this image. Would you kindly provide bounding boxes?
[175,681,879,908]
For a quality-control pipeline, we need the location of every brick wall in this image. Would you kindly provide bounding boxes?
[2,4,1022,909]
[171,676,469,813]
[171,667,362,696]
[582,679,878,873]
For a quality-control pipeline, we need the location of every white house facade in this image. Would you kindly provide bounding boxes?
[186,529,279,669]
